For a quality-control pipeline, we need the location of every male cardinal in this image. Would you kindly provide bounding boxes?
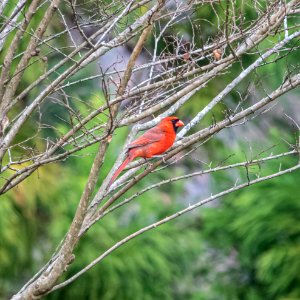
[108,116,184,187]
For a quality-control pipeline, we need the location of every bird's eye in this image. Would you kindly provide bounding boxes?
[172,119,179,124]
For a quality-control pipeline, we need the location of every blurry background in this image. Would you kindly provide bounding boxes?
[1,1,300,299]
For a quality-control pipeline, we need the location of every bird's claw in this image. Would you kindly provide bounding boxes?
[143,158,152,170]
[152,155,167,163]
[147,161,154,169]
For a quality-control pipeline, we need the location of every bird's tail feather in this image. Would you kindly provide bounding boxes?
[108,155,132,188]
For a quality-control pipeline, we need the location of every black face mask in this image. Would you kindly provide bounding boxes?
[171,119,180,133]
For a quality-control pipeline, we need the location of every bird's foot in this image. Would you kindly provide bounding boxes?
[152,155,167,163]
[143,158,153,170]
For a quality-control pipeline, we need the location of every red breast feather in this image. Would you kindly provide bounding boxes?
[108,116,183,187]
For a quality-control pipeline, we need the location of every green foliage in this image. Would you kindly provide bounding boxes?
[198,162,300,300]
[0,164,69,298]
[0,127,203,300]
[1,1,300,299]
[49,222,202,300]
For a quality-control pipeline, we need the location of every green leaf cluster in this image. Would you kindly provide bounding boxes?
[198,162,300,300]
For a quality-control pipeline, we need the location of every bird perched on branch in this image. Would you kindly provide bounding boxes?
[108,116,184,187]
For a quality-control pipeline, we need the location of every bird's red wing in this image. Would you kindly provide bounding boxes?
[128,126,164,149]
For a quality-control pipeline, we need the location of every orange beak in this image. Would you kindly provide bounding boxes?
[176,120,184,127]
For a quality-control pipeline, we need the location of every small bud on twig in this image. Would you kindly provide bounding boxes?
[213,49,222,61]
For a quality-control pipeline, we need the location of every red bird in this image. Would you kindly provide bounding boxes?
[108,116,184,187]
